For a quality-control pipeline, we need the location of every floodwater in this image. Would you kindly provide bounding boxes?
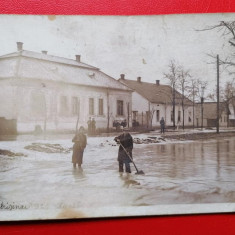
[0,134,235,219]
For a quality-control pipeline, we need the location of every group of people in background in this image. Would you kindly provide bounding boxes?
[71,117,165,171]
[87,117,96,135]
[113,119,127,131]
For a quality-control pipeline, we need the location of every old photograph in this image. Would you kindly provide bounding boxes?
[0,13,235,221]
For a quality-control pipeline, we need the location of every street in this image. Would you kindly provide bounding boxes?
[0,131,235,220]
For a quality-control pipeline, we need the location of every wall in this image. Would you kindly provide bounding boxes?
[131,91,194,128]
[0,78,132,133]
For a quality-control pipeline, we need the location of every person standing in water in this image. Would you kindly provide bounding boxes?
[114,128,133,173]
[160,117,165,134]
[72,126,87,168]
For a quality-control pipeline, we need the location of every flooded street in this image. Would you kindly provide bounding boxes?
[0,134,235,220]
[133,137,235,205]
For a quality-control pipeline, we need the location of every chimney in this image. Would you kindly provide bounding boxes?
[120,74,125,80]
[137,77,141,82]
[156,80,160,85]
[16,42,23,51]
[75,55,81,62]
[42,51,48,55]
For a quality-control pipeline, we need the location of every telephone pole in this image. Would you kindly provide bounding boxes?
[216,55,220,134]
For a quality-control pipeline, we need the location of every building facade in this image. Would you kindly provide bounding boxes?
[119,75,194,129]
[195,102,228,128]
[0,42,132,134]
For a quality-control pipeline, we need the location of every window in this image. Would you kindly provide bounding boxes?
[98,98,104,115]
[89,98,94,115]
[156,110,160,122]
[224,116,226,122]
[60,96,68,115]
[72,97,79,115]
[117,100,124,116]
[178,111,181,122]
[133,111,138,121]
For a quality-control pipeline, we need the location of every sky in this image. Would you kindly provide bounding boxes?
[0,13,235,96]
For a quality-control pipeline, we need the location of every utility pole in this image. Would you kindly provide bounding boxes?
[172,86,176,130]
[216,55,220,134]
[192,85,195,129]
[201,97,204,130]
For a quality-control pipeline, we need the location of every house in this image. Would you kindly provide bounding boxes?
[195,102,228,128]
[118,75,194,129]
[0,42,132,134]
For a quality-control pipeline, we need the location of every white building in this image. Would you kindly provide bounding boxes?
[119,75,194,129]
[0,42,132,134]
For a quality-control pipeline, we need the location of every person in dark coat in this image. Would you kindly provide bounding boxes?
[160,117,165,134]
[72,126,87,168]
[114,129,133,173]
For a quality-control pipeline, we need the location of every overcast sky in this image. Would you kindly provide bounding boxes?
[1,13,235,96]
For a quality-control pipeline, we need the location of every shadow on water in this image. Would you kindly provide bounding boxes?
[119,173,140,188]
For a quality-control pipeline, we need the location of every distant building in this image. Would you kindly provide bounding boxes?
[195,102,228,128]
[0,42,132,134]
[119,75,194,128]
[228,97,235,127]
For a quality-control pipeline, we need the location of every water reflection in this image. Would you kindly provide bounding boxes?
[135,137,235,182]
[119,173,140,188]
[216,140,221,180]
[160,145,166,153]
[72,167,86,180]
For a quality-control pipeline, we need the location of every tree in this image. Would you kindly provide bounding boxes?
[223,80,235,126]
[187,78,198,128]
[197,21,235,129]
[148,104,156,130]
[208,79,235,127]
[177,67,191,130]
[197,21,235,71]
[164,60,178,129]
[198,21,235,45]
[196,79,208,129]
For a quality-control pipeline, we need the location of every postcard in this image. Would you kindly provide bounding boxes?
[0,13,235,221]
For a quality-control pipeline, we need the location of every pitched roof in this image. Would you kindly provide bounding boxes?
[0,50,97,70]
[196,102,227,119]
[0,50,131,91]
[119,78,193,105]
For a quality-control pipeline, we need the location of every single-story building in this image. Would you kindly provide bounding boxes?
[0,42,132,134]
[119,75,194,129]
[195,102,228,128]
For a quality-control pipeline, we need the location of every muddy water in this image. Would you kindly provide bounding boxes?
[0,136,235,217]
[132,137,235,205]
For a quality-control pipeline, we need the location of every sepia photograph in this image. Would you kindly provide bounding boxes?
[0,13,235,221]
